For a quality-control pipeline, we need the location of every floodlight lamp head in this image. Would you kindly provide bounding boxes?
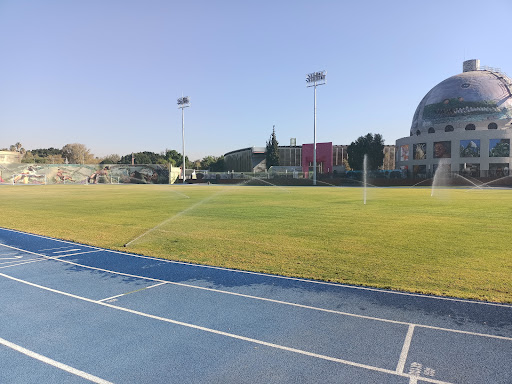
[306,71,326,85]
[177,96,190,107]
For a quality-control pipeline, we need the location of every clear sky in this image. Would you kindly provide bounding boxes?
[1,0,511,160]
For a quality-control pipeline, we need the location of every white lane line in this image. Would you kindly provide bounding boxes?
[0,336,113,384]
[0,257,24,265]
[409,377,418,384]
[1,245,98,261]
[54,250,101,258]
[0,244,56,258]
[2,227,509,308]
[52,249,81,254]
[98,282,168,302]
[1,242,511,342]
[0,271,454,384]
[396,325,415,374]
[38,246,77,251]
[0,255,23,261]
[0,259,45,269]
[0,244,412,326]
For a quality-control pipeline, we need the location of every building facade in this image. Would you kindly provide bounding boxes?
[0,151,22,164]
[224,147,267,172]
[396,60,512,178]
[225,142,395,174]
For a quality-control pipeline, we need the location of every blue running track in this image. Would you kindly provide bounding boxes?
[0,227,511,383]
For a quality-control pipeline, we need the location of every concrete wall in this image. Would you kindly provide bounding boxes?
[0,151,22,164]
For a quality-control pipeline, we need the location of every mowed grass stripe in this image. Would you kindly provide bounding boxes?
[1,184,510,303]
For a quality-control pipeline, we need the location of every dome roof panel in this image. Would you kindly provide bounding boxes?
[411,67,512,133]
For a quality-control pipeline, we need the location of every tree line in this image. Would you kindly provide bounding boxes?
[3,130,384,173]
[1,142,225,171]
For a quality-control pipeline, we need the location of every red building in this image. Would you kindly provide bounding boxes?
[301,142,333,177]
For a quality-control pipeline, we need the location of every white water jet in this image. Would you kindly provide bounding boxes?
[467,174,512,190]
[431,158,450,197]
[241,174,291,192]
[124,182,249,247]
[409,179,433,188]
[314,180,338,187]
[453,173,483,188]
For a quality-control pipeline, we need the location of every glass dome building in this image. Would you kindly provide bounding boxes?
[396,59,512,178]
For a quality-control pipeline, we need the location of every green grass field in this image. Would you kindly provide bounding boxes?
[1,184,511,303]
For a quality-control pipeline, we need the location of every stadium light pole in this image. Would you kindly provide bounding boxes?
[306,70,326,186]
[177,96,190,184]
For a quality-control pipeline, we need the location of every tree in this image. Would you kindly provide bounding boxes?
[100,154,121,164]
[118,150,189,166]
[46,154,65,164]
[164,150,183,167]
[200,155,224,171]
[265,126,279,170]
[61,143,95,164]
[347,133,385,171]
[21,147,64,163]
[190,159,201,169]
[200,155,216,169]
[9,142,25,154]
[31,147,63,158]
[119,152,154,164]
[21,151,35,163]
[210,156,224,172]
[342,158,351,171]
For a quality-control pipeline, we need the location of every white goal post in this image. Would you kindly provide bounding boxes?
[89,175,119,184]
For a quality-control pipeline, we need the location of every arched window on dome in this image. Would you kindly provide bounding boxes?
[445,125,454,132]
[416,130,421,136]
[465,124,476,131]
[428,127,435,134]
[488,122,498,130]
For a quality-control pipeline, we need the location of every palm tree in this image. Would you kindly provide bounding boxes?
[10,142,24,153]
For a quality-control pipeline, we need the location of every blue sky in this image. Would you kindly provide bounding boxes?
[1,0,511,160]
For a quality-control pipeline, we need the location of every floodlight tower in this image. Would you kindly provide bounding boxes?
[177,96,190,184]
[306,70,326,186]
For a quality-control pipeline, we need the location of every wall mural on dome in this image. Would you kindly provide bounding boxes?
[433,141,451,158]
[422,98,510,124]
[400,145,409,161]
[413,143,426,160]
[460,140,480,157]
[489,139,510,157]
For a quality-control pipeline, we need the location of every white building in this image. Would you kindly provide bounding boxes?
[0,151,22,164]
[396,60,512,178]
